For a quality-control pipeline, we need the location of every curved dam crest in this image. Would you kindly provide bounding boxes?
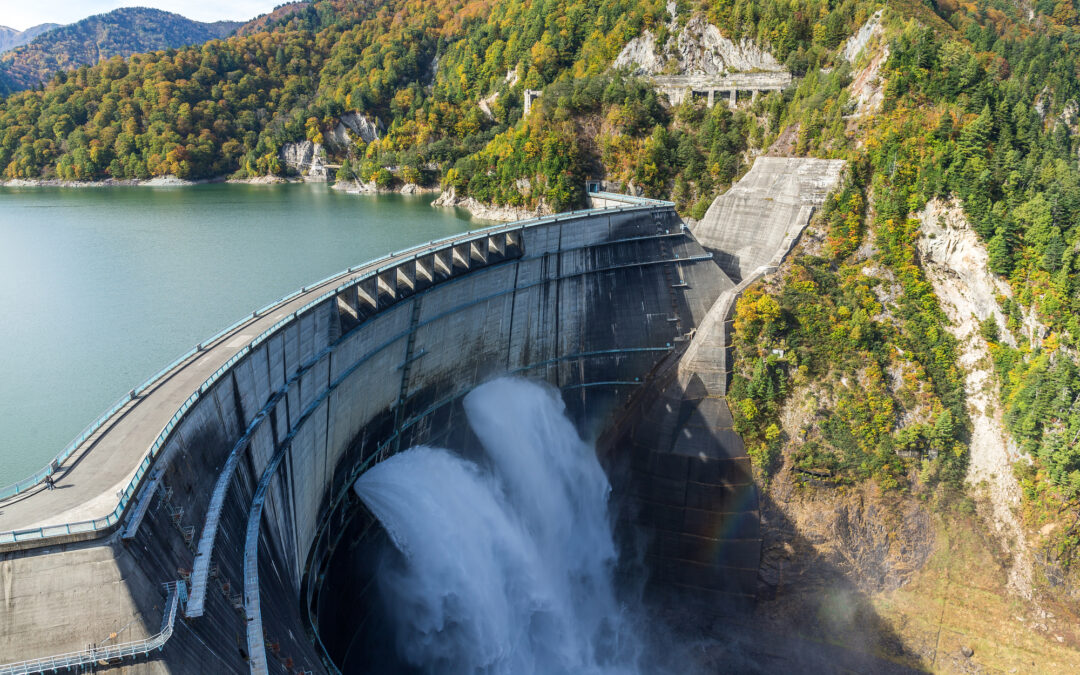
[0,159,844,674]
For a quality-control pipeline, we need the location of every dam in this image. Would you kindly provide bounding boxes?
[0,157,844,674]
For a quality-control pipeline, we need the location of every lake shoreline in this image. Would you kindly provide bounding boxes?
[1,175,218,188]
[431,185,550,222]
[1,175,532,222]
[0,174,323,188]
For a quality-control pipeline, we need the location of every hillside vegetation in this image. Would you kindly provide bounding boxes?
[725,0,1080,579]
[0,0,868,210]
[0,8,241,93]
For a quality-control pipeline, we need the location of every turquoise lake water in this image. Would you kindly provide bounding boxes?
[0,183,481,486]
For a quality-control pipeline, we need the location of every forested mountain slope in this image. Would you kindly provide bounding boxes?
[0,0,1078,615]
[235,2,313,36]
[0,8,241,93]
[0,24,60,53]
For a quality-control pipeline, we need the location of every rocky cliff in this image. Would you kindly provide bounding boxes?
[324,112,381,151]
[279,140,328,180]
[612,3,783,77]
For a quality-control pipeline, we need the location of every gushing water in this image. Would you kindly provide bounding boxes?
[353,377,639,674]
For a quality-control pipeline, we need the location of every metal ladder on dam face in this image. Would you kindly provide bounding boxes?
[0,581,187,675]
[391,299,424,454]
[652,208,683,331]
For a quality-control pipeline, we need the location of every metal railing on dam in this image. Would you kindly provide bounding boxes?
[0,581,185,675]
[0,201,676,548]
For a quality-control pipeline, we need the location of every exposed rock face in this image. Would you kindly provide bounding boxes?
[844,10,888,117]
[760,479,934,596]
[142,175,194,186]
[613,10,782,77]
[333,180,435,195]
[478,69,519,119]
[432,186,550,222]
[612,30,664,74]
[917,199,1015,346]
[279,140,328,180]
[325,112,381,150]
[331,179,379,193]
[842,10,883,63]
[916,198,1034,599]
[226,175,291,185]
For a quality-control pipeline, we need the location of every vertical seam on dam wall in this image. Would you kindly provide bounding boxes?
[504,260,521,372]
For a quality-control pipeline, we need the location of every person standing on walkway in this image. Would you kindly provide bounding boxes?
[44,474,55,490]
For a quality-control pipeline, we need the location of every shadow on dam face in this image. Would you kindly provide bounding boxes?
[309,369,925,674]
[595,363,925,674]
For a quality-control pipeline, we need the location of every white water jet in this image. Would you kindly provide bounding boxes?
[353,377,639,674]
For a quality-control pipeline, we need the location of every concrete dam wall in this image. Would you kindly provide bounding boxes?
[680,157,847,395]
[0,203,731,674]
[0,158,845,674]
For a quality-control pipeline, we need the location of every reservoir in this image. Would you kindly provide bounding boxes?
[0,183,480,486]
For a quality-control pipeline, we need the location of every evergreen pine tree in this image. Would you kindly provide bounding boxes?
[987,232,1013,275]
[959,104,993,160]
[1042,229,1065,272]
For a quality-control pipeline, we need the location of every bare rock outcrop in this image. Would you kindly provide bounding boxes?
[844,10,888,117]
[279,140,328,181]
[479,69,519,120]
[432,186,550,222]
[325,112,381,150]
[842,10,883,63]
[760,478,934,596]
[613,5,782,77]
[916,198,1034,598]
